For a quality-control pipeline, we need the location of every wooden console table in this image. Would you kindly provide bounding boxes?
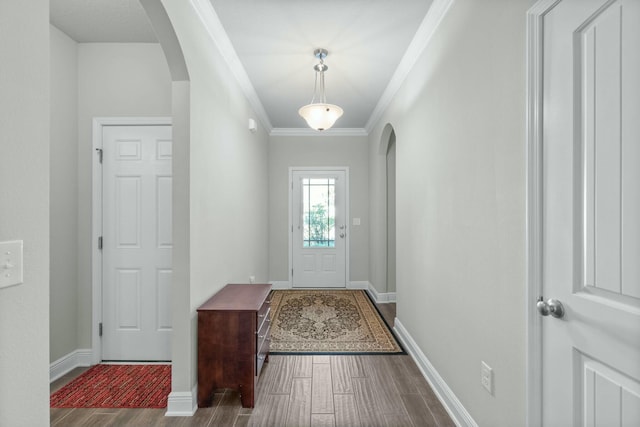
[197,283,272,408]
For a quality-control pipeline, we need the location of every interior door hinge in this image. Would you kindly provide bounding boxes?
[98,236,103,250]
[96,148,103,164]
[291,268,294,277]
[99,322,103,337]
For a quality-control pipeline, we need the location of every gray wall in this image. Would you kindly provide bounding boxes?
[161,1,270,395]
[50,25,80,364]
[368,0,533,425]
[0,0,50,425]
[268,135,369,283]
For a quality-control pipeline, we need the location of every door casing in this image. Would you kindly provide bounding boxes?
[288,167,350,288]
[526,2,553,424]
[91,117,172,364]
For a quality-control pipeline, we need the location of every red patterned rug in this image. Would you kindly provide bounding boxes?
[50,364,171,408]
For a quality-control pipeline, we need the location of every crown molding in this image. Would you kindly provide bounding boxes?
[189,0,453,137]
[190,0,273,133]
[270,128,368,137]
[364,0,455,134]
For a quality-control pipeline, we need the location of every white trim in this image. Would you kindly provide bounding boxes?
[366,283,397,304]
[347,281,369,290]
[92,117,173,365]
[525,2,560,426]
[165,384,198,417]
[50,349,93,383]
[269,281,397,303]
[288,167,350,289]
[269,281,291,290]
[270,128,368,137]
[189,0,272,133]
[365,0,455,133]
[394,319,478,427]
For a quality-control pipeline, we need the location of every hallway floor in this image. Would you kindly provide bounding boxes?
[50,304,455,427]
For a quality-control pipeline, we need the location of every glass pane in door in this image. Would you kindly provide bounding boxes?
[302,178,335,247]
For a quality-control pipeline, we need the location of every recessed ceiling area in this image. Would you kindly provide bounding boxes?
[209,0,433,129]
[50,0,434,130]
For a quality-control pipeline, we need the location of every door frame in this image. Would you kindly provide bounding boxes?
[91,117,172,364]
[288,167,350,288]
[526,1,557,425]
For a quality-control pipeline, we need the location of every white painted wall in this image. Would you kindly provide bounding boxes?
[0,1,50,425]
[160,1,270,396]
[50,24,80,363]
[268,135,369,283]
[368,0,534,425]
[76,43,172,349]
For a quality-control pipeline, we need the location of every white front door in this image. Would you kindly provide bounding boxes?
[102,125,172,361]
[291,169,347,288]
[540,0,640,425]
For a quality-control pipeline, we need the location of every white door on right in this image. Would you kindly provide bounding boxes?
[541,0,640,426]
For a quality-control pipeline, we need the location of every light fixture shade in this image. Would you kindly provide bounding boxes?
[298,103,344,131]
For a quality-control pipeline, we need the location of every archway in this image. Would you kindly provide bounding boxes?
[138,0,193,416]
[379,123,396,296]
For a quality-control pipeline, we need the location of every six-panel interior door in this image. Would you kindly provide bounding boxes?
[102,125,172,361]
[541,0,640,425]
[292,170,347,288]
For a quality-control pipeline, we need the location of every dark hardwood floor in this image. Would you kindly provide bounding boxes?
[50,303,455,427]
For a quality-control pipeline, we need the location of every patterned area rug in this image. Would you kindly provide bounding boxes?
[269,290,404,354]
[50,364,171,408]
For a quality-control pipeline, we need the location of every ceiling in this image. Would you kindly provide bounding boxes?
[50,0,434,131]
[50,0,157,43]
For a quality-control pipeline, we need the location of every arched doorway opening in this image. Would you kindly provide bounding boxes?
[379,124,396,297]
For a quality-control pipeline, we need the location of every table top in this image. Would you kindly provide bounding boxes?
[197,283,272,312]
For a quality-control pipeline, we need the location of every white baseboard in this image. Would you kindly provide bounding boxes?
[366,283,396,304]
[269,281,291,290]
[50,349,93,383]
[269,279,397,305]
[394,319,478,427]
[347,281,369,289]
[270,280,395,305]
[165,384,197,417]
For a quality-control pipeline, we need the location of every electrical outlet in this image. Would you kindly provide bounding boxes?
[481,361,493,395]
[249,275,255,284]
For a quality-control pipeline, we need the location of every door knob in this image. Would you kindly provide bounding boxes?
[339,232,345,238]
[536,297,565,319]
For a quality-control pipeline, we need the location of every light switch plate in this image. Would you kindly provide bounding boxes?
[481,361,493,395]
[352,218,361,226]
[0,240,23,289]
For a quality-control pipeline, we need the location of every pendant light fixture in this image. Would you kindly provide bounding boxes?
[298,48,343,131]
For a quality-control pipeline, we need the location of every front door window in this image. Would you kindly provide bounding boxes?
[302,178,335,247]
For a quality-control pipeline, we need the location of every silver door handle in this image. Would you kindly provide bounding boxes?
[339,232,345,238]
[339,225,345,230]
[536,297,565,319]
